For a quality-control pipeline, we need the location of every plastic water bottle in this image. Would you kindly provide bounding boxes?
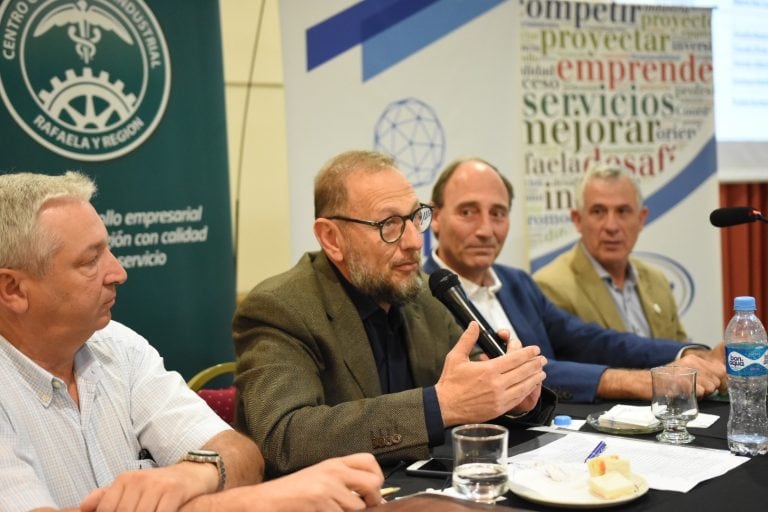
[725,296,768,455]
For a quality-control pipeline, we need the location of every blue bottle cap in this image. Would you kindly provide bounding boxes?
[734,296,756,311]
[553,415,572,427]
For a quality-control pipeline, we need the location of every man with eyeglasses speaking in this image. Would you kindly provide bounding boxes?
[233,150,555,477]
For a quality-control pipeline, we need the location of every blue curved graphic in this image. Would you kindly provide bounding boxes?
[531,137,717,272]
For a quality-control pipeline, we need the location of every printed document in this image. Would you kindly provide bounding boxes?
[508,432,749,492]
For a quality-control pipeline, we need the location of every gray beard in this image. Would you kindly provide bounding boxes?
[347,256,424,307]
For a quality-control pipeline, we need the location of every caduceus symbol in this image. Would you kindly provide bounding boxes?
[33,0,133,63]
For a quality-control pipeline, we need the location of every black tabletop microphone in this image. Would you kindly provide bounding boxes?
[428,268,506,358]
[709,206,766,227]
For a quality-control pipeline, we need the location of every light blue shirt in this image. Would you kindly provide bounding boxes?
[581,244,651,338]
[0,321,230,511]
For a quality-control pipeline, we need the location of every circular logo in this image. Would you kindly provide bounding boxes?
[373,97,446,187]
[0,0,171,161]
[634,251,695,316]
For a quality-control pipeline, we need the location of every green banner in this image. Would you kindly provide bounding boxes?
[0,0,234,379]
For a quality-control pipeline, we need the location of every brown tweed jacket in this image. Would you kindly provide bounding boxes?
[533,244,688,341]
[232,251,464,476]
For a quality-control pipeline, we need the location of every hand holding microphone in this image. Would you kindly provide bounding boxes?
[429,269,506,358]
[429,268,547,425]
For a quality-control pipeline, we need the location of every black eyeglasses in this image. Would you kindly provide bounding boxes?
[325,204,433,244]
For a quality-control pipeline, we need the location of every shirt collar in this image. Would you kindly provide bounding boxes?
[0,335,97,407]
[431,248,503,296]
[580,242,638,288]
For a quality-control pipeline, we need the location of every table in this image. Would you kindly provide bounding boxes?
[379,399,767,511]
[369,494,515,511]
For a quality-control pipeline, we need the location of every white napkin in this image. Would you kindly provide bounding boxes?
[599,404,719,429]
[599,405,659,428]
[685,412,719,428]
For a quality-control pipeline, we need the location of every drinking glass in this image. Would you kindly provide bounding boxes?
[451,424,508,503]
[651,366,699,444]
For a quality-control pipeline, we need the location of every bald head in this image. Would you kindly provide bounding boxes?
[430,159,511,285]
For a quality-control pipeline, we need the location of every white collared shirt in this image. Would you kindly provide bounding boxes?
[431,249,522,349]
[0,321,230,510]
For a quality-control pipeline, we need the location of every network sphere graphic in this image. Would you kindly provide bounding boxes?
[373,98,446,187]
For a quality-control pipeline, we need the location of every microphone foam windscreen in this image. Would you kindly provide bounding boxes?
[428,268,459,297]
[709,206,755,227]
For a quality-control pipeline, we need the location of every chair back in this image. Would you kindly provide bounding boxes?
[187,362,236,424]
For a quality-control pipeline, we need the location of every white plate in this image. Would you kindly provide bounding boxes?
[586,411,662,435]
[507,464,649,509]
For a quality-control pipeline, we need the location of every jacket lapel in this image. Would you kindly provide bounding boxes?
[634,261,663,338]
[401,293,442,386]
[571,245,626,331]
[494,270,536,345]
[312,253,382,397]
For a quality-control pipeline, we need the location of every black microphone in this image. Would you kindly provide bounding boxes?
[428,268,506,358]
[709,206,766,227]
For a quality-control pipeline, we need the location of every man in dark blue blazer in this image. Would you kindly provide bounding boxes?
[424,158,726,403]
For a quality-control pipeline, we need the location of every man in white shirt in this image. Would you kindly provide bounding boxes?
[0,171,384,511]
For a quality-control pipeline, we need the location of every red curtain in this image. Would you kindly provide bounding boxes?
[719,183,768,328]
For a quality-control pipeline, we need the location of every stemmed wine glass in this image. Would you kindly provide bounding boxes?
[651,366,699,444]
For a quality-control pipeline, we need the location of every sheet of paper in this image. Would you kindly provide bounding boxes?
[507,432,749,492]
[687,412,719,428]
[549,418,587,431]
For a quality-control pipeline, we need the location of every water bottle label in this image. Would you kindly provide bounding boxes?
[726,345,768,377]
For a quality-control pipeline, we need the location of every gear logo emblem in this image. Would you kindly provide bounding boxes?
[0,0,170,161]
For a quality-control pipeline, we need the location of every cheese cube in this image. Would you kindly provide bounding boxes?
[586,454,631,477]
[588,471,636,499]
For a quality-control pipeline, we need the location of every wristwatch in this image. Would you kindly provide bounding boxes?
[180,450,226,492]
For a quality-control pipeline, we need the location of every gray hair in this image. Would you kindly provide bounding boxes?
[314,150,396,218]
[0,171,96,275]
[574,164,643,211]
